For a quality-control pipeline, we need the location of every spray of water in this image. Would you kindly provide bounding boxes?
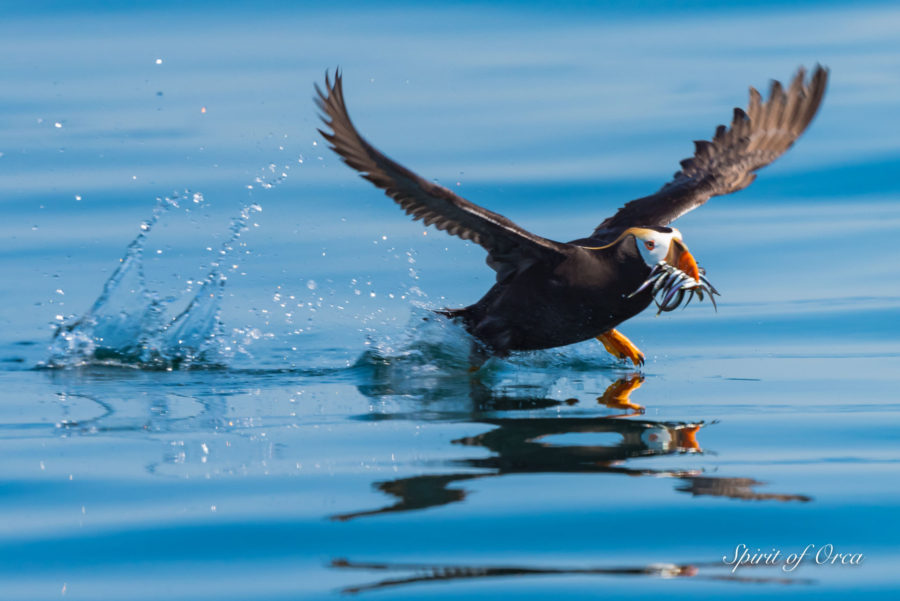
[44,193,261,370]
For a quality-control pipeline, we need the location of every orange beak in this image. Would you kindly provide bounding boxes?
[667,239,700,282]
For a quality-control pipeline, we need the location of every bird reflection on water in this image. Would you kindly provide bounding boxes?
[331,557,813,595]
[333,374,813,593]
[337,375,810,522]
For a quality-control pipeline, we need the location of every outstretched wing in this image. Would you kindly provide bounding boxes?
[315,70,568,282]
[594,66,828,236]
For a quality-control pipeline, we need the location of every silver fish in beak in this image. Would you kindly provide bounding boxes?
[629,241,719,314]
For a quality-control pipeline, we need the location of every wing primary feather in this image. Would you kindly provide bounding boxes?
[593,65,828,235]
[314,69,568,280]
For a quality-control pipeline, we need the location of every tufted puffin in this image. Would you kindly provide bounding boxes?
[315,66,828,366]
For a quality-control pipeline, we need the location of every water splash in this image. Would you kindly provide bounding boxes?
[355,305,476,373]
[44,194,261,370]
[351,307,636,415]
[354,305,627,383]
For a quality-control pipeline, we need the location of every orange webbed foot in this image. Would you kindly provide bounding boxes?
[596,329,645,367]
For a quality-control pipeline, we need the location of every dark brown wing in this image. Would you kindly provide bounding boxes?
[315,70,568,282]
[594,66,828,236]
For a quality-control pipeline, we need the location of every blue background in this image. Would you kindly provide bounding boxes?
[1,1,898,599]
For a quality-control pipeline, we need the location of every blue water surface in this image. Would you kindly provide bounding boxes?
[1,2,899,599]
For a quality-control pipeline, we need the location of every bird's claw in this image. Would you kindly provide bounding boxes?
[596,329,645,367]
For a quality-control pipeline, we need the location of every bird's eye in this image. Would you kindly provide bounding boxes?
[644,241,655,251]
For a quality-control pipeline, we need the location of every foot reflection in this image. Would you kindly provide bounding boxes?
[597,373,647,414]
[336,376,810,521]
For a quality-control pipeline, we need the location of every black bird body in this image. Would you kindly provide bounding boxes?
[444,241,652,355]
[315,66,828,364]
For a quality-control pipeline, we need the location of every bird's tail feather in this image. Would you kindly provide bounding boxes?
[434,307,469,321]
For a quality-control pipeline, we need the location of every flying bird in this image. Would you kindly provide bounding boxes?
[315,66,828,366]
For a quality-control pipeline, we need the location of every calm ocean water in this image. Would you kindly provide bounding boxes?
[1,2,899,599]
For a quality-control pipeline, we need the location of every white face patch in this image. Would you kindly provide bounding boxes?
[633,228,682,267]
